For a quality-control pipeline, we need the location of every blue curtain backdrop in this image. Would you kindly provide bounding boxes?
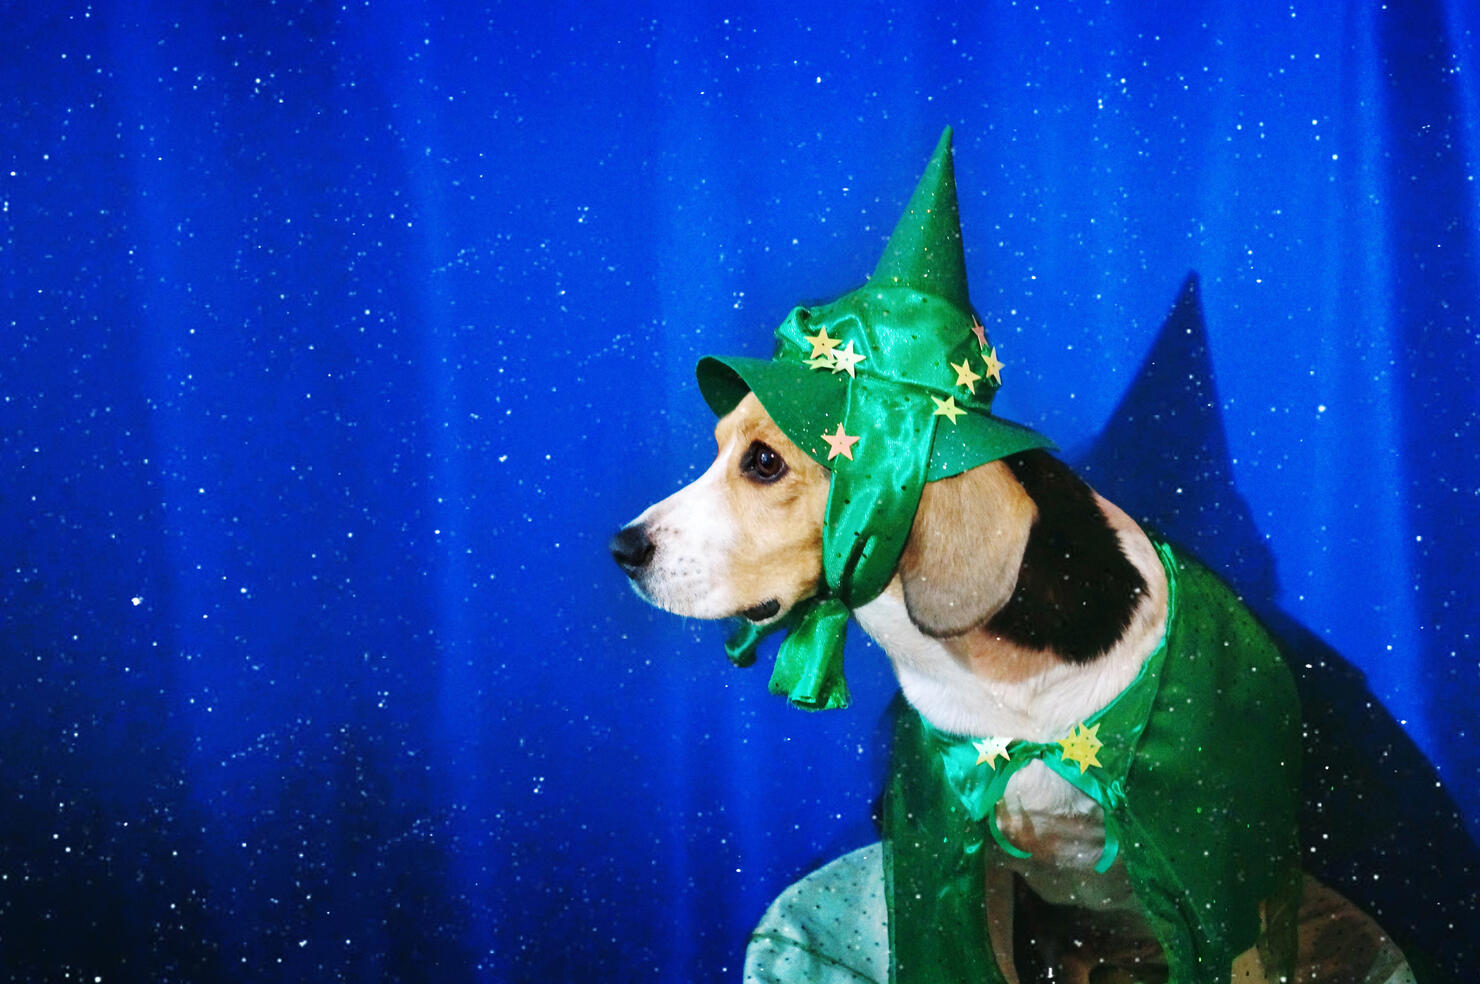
[3,1,1477,981]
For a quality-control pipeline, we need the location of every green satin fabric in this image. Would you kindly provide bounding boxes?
[883,541,1303,984]
[870,128,974,315]
[719,296,962,712]
[699,128,1059,711]
[724,598,851,711]
[727,294,1025,711]
[822,372,938,607]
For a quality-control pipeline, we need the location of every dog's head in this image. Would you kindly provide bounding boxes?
[609,393,830,625]
[610,391,1037,638]
[608,129,1156,666]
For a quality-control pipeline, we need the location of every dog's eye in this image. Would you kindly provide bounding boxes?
[741,441,788,483]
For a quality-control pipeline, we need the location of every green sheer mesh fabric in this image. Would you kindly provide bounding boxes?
[882,542,1302,983]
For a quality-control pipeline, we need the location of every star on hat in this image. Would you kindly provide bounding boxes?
[829,340,865,377]
[931,394,966,424]
[804,326,842,360]
[970,316,988,348]
[950,357,982,392]
[981,346,1004,385]
[821,423,860,460]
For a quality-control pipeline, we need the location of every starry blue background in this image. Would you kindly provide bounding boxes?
[2,1,1477,981]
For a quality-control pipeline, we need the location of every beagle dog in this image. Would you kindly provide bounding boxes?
[610,392,1410,983]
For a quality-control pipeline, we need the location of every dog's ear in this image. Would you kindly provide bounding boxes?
[896,461,1036,637]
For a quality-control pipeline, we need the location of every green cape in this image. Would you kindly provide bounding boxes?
[884,541,1303,983]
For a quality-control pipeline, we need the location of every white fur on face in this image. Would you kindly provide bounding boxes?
[625,438,745,619]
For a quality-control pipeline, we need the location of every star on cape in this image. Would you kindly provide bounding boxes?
[981,346,1004,385]
[931,394,966,424]
[973,736,1013,770]
[1057,722,1103,774]
[821,423,860,461]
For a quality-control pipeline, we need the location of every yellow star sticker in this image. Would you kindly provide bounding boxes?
[1057,722,1103,774]
[829,340,866,377]
[950,357,982,392]
[931,394,966,424]
[804,326,842,360]
[981,346,1004,385]
[973,736,1013,770]
[821,423,860,461]
[805,352,837,371]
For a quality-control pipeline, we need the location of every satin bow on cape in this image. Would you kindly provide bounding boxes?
[923,714,1138,874]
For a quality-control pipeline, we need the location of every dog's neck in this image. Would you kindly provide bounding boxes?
[854,460,1169,741]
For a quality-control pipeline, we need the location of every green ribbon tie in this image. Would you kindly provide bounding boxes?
[927,727,1128,874]
[724,596,852,711]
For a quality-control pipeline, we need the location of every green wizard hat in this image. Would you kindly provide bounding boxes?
[697,127,1055,710]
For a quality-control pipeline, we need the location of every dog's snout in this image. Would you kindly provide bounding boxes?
[609,524,656,575]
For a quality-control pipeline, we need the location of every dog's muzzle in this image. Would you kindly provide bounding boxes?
[609,523,781,622]
[609,523,655,577]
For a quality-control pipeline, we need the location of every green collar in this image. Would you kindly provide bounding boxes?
[918,540,1179,873]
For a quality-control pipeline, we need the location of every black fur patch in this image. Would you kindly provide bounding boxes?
[986,451,1148,663]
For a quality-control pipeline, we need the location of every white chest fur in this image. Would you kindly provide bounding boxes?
[852,515,1168,907]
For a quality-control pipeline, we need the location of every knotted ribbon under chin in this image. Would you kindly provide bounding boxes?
[926,725,1128,873]
[724,595,852,711]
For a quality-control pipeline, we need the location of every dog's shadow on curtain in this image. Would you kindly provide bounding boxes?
[1075,273,1478,981]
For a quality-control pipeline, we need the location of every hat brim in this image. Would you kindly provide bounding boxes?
[696,355,1055,481]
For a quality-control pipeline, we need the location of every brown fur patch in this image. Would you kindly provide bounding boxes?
[895,462,1066,684]
[898,461,1037,637]
[715,394,830,614]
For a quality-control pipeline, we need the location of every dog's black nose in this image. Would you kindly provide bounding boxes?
[609,524,655,574]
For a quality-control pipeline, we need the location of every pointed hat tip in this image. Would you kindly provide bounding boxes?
[868,126,971,311]
[924,126,954,173]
